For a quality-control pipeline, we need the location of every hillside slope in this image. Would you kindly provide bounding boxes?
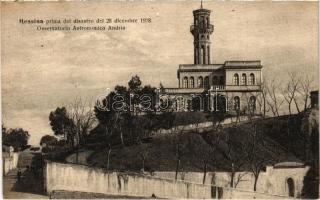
[258,108,319,162]
[86,112,308,172]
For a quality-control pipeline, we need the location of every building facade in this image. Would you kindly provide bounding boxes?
[162,5,263,114]
[310,90,319,108]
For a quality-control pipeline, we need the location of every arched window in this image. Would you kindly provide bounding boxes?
[234,74,239,85]
[212,76,218,85]
[213,95,227,112]
[249,96,256,112]
[200,46,204,64]
[242,74,247,85]
[202,45,206,64]
[287,178,295,197]
[198,76,203,88]
[194,48,198,64]
[249,73,255,85]
[183,77,188,88]
[204,76,210,89]
[219,76,224,85]
[207,46,210,63]
[201,16,205,27]
[187,99,192,111]
[234,96,240,111]
[190,77,194,88]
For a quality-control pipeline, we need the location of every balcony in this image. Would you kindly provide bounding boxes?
[163,88,205,94]
[209,85,261,92]
[190,24,214,35]
[210,85,225,91]
[163,85,261,95]
[225,85,261,91]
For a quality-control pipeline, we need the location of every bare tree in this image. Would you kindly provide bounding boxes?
[281,73,301,115]
[67,97,96,163]
[117,114,126,146]
[234,172,250,188]
[299,75,314,111]
[201,147,211,184]
[108,112,128,147]
[203,111,229,185]
[172,114,187,180]
[106,143,112,172]
[200,112,226,184]
[241,109,276,192]
[223,94,254,188]
[173,129,186,180]
[141,146,149,173]
[266,79,284,117]
[201,131,221,184]
[256,80,269,117]
[222,132,246,188]
[241,119,279,192]
[68,97,95,144]
[242,124,264,191]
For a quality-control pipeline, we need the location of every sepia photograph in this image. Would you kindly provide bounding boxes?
[1,0,319,199]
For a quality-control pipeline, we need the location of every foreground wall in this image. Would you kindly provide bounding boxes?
[3,152,19,175]
[45,161,210,198]
[153,167,309,198]
[44,161,289,199]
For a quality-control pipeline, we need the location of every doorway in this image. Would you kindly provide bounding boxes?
[287,178,295,197]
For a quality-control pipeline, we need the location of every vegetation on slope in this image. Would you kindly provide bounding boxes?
[87,118,300,173]
[256,108,319,163]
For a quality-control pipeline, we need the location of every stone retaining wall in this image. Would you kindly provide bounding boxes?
[44,161,290,199]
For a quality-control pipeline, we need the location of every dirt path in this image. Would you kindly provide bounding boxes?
[3,169,48,199]
[3,150,48,199]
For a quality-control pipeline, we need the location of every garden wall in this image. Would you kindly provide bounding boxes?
[153,166,309,198]
[44,161,289,199]
[3,152,19,175]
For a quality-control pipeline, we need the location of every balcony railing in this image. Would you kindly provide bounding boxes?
[225,85,261,91]
[190,24,214,34]
[163,84,261,94]
[210,85,225,90]
[164,88,205,94]
[210,85,261,91]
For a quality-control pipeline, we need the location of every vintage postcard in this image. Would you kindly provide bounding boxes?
[1,0,319,199]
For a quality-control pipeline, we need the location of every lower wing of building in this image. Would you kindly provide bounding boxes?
[162,61,263,114]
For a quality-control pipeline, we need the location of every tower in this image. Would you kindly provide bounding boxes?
[190,4,214,65]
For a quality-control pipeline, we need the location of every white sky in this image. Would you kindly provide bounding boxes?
[2,1,318,145]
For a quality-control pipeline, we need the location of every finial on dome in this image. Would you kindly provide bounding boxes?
[200,0,203,9]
